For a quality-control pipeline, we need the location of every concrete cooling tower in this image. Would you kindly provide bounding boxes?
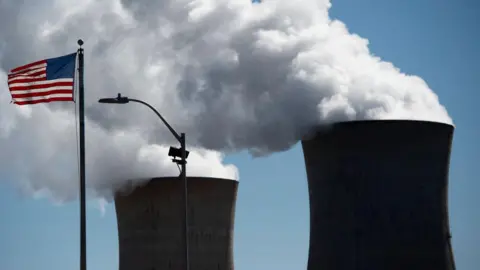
[115,176,238,270]
[301,120,456,270]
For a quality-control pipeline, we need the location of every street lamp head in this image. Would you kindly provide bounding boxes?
[98,93,129,104]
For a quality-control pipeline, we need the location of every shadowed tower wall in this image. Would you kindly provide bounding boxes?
[115,177,238,270]
[301,120,456,270]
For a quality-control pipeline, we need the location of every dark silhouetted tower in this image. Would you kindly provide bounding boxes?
[301,120,456,270]
[115,176,238,270]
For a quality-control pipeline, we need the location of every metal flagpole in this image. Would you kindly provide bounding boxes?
[77,39,87,270]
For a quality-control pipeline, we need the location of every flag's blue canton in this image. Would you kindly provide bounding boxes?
[46,53,77,80]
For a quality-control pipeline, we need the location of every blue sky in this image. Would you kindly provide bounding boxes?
[1,0,479,269]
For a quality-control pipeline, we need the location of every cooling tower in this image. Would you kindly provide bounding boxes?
[115,176,238,270]
[301,120,456,270]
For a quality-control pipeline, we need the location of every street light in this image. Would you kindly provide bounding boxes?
[98,93,190,270]
[98,93,129,104]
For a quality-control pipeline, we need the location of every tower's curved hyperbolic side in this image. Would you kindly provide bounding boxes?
[301,120,455,270]
[115,176,238,270]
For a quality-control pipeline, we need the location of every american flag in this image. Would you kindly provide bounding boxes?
[7,53,77,105]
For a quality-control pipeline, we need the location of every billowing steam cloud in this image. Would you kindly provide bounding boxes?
[0,0,451,201]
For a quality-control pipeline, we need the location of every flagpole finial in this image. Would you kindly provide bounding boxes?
[77,39,84,47]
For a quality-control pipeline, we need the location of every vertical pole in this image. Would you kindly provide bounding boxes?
[181,133,190,270]
[77,39,87,270]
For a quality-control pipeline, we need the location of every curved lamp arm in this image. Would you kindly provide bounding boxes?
[127,98,181,143]
[99,93,181,143]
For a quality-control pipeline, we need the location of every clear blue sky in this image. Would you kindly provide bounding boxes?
[1,0,479,269]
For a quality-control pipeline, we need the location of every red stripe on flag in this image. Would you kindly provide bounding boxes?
[8,70,46,79]
[6,77,46,84]
[9,81,73,91]
[11,90,73,99]
[10,60,46,73]
[13,97,74,105]
[9,66,46,76]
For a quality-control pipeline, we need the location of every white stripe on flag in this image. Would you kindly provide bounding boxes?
[8,78,73,88]
[7,74,47,83]
[13,94,73,102]
[8,63,47,75]
[10,86,73,95]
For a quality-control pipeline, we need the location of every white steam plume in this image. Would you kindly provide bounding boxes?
[0,0,451,201]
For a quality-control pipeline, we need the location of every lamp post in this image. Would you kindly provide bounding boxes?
[99,93,190,270]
